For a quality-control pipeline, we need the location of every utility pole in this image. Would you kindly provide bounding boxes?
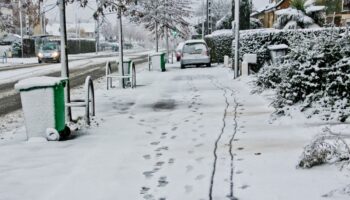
[202,0,205,39]
[39,0,45,34]
[95,0,100,54]
[19,0,24,59]
[42,0,46,34]
[59,0,72,120]
[234,0,240,78]
[206,0,213,35]
[25,15,29,35]
[118,9,125,88]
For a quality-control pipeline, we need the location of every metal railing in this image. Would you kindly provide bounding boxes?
[106,60,136,90]
[66,76,96,125]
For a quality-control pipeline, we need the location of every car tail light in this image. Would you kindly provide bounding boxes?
[202,51,208,56]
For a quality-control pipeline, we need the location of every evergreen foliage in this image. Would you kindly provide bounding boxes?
[216,0,251,30]
[274,0,326,29]
[255,29,350,121]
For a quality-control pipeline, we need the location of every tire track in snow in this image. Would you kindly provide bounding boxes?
[208,77,238,200]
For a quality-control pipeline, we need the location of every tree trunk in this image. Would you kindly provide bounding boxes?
[155,21,159,52]
[166,27,169,63]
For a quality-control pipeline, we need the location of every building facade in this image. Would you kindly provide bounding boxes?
[251,0,291,28]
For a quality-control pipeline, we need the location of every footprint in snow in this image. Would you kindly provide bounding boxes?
[195,157,204,163]
[143,194,154,200]
[185,185,193,194]
[140,187,150,194]
[195,174,205,180]
[150,141,160,146]
[143,155,151,160]
[168,158,175,165]
[161,132,168,136]
[158,176,169,187]
[194,143,203,148]
[155,146,169,152]
[240,185,250,190]
[186,165,194,173]
[155,161,165,167]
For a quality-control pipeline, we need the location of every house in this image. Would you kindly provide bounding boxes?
[251,0,291,28]
[320,0,350,26]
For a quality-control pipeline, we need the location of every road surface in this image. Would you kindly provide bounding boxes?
[0,50,151,116]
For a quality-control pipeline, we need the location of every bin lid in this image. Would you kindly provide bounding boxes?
[15,76,67,91]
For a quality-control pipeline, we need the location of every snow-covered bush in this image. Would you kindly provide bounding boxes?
[250,18,263,29]
[205,29,234,63]
[298,128,350,168]
[233,27,348,72]
[255,28,350,121]
[216,14,231,30]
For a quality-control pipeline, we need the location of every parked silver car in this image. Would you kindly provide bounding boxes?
[180,40,211,69]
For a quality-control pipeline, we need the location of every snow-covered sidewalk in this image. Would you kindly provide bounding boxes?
[0,64,349,200]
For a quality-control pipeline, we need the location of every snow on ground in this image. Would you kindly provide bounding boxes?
[0,63,349,200]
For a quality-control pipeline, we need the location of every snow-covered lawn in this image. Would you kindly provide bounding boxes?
[0,63,349,200]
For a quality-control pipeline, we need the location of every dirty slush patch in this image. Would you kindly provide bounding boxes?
[152,100,177,112]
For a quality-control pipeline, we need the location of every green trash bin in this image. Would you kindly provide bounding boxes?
[15,76,70,141]
[122,58,132,87]
[150,52,166,72]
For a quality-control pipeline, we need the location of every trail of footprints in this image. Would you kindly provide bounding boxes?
[139,76,209,200]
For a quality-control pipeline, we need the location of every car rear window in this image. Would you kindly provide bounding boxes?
[183,43,207,54]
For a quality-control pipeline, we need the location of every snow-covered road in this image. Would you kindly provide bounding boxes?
[0,64,349,200]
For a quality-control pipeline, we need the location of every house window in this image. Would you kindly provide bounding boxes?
[343,0,350,11]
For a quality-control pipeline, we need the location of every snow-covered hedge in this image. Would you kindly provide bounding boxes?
[205,30,233,63]
[255,28,350,122]
[233,27,348,72]
[49,39,96,54]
